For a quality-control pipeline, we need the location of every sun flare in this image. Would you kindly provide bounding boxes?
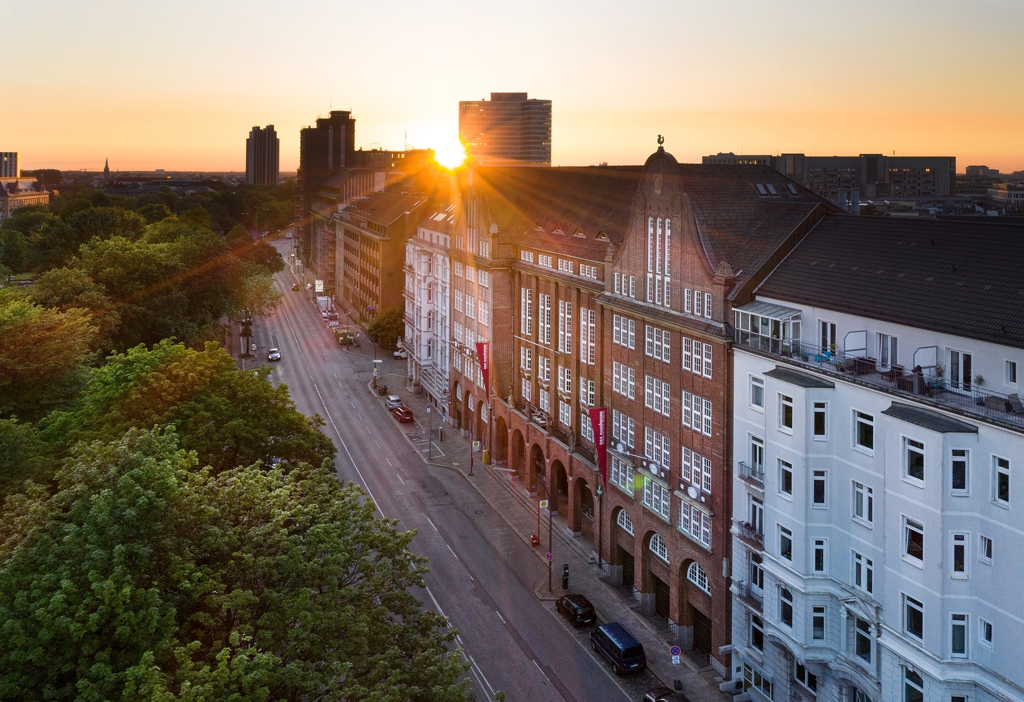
[432,136,468,170]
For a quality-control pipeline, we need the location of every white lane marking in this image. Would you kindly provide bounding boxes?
[396,473,405,485]
[385,457,392,466]
[533,659,550,682]
[426,517,438,532]
[495,610,505,624]
[425,586,447,619]
[375,440,381,449]
[364,425,371,434]
[446,544,459,561]
[469,655,495,698]
[312,383,384,517]
[455,634,463,645]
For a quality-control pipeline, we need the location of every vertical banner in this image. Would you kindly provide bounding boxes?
[588,407,607,487]
[475,341,490,396]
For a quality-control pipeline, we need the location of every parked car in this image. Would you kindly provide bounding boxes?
[267,348,281,361]
[291,283,300,291]
[555,594,596,627]
[327,321,340,328]
[327,312,340,321]
[393,349,408,359]
[392,407,414,423]
[385,395,404,410]
[643,687,690,702]
[589,622,646,675]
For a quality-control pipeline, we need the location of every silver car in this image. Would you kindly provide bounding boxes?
[267,348,282,362]
[385,395,403,410]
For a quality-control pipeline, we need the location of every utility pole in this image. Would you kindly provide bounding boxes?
[427,401,433,460]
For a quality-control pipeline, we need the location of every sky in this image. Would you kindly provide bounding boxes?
[4,0,1024,173]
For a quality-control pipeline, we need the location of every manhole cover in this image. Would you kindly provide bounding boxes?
[474,510,483,515]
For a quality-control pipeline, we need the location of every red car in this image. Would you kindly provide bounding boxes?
[392,407,414,423]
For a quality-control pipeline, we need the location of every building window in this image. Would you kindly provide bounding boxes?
[903,594,924,640]
[682,447,712,494]
[680,502,711,549]
[855,618,872,662]
[854,411,874,451]
[616,508,634,534]
[750,616,764,651]
[579,378,595,407]
[813,401,828,439]
[794,662,817,693]
[538,254,553,268]
[904,669,924,702]
[557,300,572,354]
[538,356,551,383]
[612,362,635,399]
[478,270,489,287]
[878,332,898,369]
[750,435,765,474]
[521,377,531,403]
[645,325,670,362]
[580,308,595,364]
[644,427,670,470]
[980,535,993,564]
[520,347,533,371]
[951,614,968,658]
[644,376,670,417]
[693,289,702,317]
[812,538,827,574]
[904,518,925,563]
[611,457,634,495]
[903,437,925,483]
[557,258,573,273]
[538,294,551,344]
[780,587,794,627]
[649,533,669,563]
[812,606,826,640]
[611,409,634,448]
[558,401,571,427]
[685,288,692,313]
[557,365,572,395]
[779,525,793,561]
[853,551,874,594]
[682,391,712,436]
[539,389,550,413]
[1006,359,1018,386]
[779,394,794,432]
[853,481,874,525]
[980,618,993,648]
[687,561,711,594]
[579,264,597,279]
[951,449,969,495]
[993,455,1010,506]
[778,459,793,497]
[520,288,533,335]
[812,470,827,507]
[613,314,635,349]
[642,477,671,521]
[580,411,594,441]
[704,292,712,319]
[951,532,968,578]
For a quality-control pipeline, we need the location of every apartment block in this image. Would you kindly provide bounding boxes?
[459,93,552,167]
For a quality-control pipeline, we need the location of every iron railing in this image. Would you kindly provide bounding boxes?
[735,520,764,549]
[738,461,765,487]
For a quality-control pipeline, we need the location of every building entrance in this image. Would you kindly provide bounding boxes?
[653,575,670,618]
[619,547,634,589]
[692,607,712,655]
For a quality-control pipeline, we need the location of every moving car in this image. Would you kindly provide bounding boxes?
[385,395,404,410]
[589,622,646,675]
[291,283,300,291]
[555,594,596,627]
[643,687,691,702]
[267,348,281,361]
[392,407,414,423]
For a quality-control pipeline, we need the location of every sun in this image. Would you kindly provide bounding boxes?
[432,136,468,170]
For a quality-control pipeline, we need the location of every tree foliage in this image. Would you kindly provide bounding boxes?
[0,428,470,701]
[368,306,404,350]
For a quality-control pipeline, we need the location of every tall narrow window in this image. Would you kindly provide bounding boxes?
[780,587,794,627]
[779,394,794,431]
[779,525,793,561]
[813,401,828,439]
[750,376,764,409]
[951,532,968,577]
[855,618,872,662]
[903,594,924,639]
[904,518,924,563]
[903,437,925,483]
[951,449,969,494]
[980,534,993,563]
[812,470,827,507]
[812,606,826,640]
[778,459,793,497]
[812,538,827,574]
[854,411,874,451]
[853,551,873,594]
[853,482,874,524]
[878,333,898,369]
[951,614,968,658]
[993,455,1010,506]
[904,669,924,702]
[750,615,764,651]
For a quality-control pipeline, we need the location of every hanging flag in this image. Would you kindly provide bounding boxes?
[475,341,490,396]
[588,407,607,487]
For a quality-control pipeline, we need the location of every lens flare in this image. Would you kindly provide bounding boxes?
[432,136,468,170]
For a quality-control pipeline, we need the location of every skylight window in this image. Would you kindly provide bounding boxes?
[766,184,777,195]
[755,184,768,195]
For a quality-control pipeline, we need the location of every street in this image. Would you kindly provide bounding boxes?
[247,239,633,702]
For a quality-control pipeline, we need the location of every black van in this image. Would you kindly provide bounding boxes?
[589,622,646,675]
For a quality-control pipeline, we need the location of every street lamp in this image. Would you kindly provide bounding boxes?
[534,468,554,592]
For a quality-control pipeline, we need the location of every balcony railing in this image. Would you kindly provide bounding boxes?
[735,331,1024,431]
[734,580,764,613]
[737,461,765,488]
[735,520,764,550]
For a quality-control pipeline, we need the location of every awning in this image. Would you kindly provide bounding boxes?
[734,300,802,321]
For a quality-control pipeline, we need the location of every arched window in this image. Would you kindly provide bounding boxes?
[687,561,710,595]
[649,533,669,563]
[616,509,634,535]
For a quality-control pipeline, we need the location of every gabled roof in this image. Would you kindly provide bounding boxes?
[350,191,427,226]
[756,215,1024,350]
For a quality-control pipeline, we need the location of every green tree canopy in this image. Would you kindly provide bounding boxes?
[29,267,120,352]
[368,306,404,350]
[0,428,470,701]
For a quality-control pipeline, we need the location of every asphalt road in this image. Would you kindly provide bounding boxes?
[247,240,632,702]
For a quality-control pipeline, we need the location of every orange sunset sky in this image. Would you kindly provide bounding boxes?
[3,0,1023,173]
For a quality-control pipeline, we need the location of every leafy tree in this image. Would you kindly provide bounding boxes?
[368,306,404,349]
[0,419,48,498]
[29,267,120,352]
[137,202,172,224]
[231,269,282,322]
[0,428,471,701]
[0,229,29,274]
[41,340,333,474]
[0,298,98,421]
[233,239,285,275]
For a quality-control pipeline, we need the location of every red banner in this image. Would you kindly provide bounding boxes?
[475,341,490,396]
[588,407,607,487]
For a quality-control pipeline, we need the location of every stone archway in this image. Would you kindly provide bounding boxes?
[529,444,545,494]
[476,400,486,448]
[511,429,526,479]
[493,416,509,464]
[452,382,462,429]
[610,506,636,588]
[679,558,713,658]
[463,391,474,434]
[551,460,568,515]
[572,477,594,544]
[640,530,672,618]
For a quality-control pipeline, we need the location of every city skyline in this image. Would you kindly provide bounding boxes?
[4,0,1024,172]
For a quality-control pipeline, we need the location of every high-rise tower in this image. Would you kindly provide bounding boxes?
[458,93,552,166]
[245,125,280,185]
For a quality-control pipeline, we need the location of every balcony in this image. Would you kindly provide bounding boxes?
[734,520,764,551]
[737,461,765,489]
[733,580,763,613]
[734,331,1024,431]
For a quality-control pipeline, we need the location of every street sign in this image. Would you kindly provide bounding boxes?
[545,552,553,562]
[372,369,378,378]
[670,646,681,656]
[671,655,680,665]
[539,500,548,509]
[426,403,431,412]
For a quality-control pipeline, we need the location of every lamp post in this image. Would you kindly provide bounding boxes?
[596,482,604,571]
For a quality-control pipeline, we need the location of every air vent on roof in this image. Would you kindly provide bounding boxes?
[574,228,585,237]
[876,270,883,274]
[927,277,934,281]
[985,285,992,290]
[596,231,610,241]
[553,227,564,235]
[851,267,858,271]
[755,184,768,195]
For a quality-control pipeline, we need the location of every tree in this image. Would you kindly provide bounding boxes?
[29,267,120,352]
[0,418,48,498]
[0,428,472,701]
[368,306,404,350]
[41,340,334,474]
[0,298,98,421]
[137,202,172,224]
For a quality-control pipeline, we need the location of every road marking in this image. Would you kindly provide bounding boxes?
[364,425,371,434]
[469,655,495,698]
[396,473,405,485]
[455,634,463,645]
[446,544,459,561]
[424,586,447,619]
[374,440,381,449]
[495,610,505,624]
[312,383,384,517]
[533,659,550,683]
[385,457,392,466]
[426,517,438,532]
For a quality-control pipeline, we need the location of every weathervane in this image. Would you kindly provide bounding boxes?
[657,134,665,152]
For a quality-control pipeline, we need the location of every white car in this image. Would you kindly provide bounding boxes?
[393,349,408,359]
[385,395,404,410]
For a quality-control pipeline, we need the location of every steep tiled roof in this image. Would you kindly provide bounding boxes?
[351,191,426,225]
[757,215,1024,350]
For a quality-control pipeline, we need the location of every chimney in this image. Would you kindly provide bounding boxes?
[851,188,860,215]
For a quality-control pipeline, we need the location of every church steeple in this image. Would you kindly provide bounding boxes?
[103,158,110,178]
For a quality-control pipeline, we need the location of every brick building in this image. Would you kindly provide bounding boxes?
[441,148,835,676]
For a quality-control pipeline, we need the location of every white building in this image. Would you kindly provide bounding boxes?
[727,216,1024,702]
[404,205,454,414]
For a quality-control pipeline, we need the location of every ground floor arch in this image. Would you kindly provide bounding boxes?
[493,416,508,464]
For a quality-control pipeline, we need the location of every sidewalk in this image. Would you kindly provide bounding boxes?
[365,358,730,702]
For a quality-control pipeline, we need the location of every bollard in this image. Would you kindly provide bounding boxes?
[562,564,569,590]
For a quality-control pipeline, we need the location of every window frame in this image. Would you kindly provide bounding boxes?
[812,537,827,574]
[749,375,765,410]
[951,532,969,579]
[992,454,1010,507]
[811,605,826,641]
[750,614,765,651]
[902,436,925,485]
[778,393,794,433]
[1006,359,1018,387]
[852,481,874,526]
[779,525,793,561]
[979,618,993,649]
[779,586,794,628]
[778,459,794,499]
[812,469,827,508]
[812,401,828,440]
[951,613,968,658]
[852,551,874,595]
[951,448,970,496]
[854,617,872,663]
[853,410,874,454]
[903,517,925,566]
[903,593,924,641]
